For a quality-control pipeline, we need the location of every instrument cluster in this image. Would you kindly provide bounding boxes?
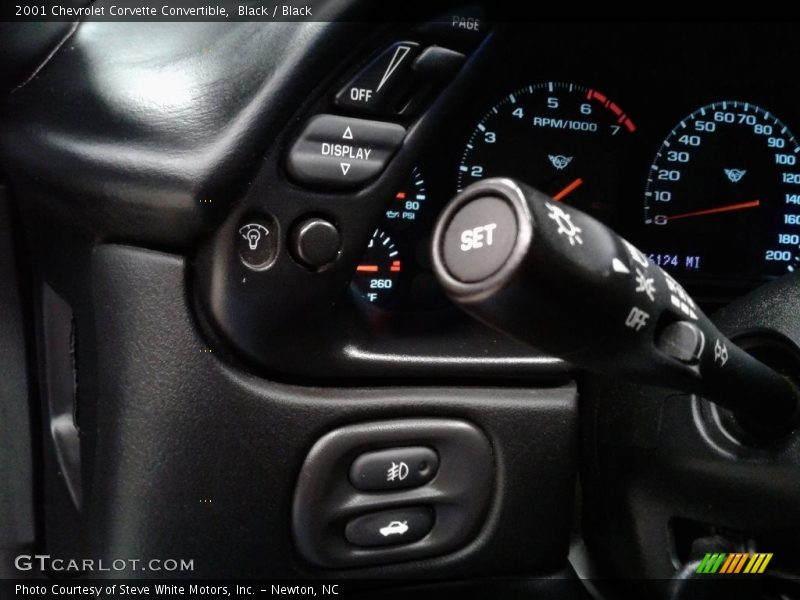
[349,23,800,310]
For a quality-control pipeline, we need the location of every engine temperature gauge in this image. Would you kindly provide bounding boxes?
[352,229,402,306]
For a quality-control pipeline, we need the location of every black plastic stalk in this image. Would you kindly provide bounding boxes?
[431,178,799,435]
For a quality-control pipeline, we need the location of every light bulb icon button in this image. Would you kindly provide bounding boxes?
[240,223,269,250]
[237,218,278,270]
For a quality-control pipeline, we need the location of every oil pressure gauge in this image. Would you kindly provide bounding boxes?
[382,166,427,229]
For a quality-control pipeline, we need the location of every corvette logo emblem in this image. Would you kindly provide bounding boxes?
[548,155,573,170]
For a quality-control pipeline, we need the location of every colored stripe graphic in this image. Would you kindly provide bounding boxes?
[696,553,714,573]
[697,553,773,574]
[697,553,726,573]
[744,553,773,574]
[719,553,747,573]
[733,553,750,573]
[719,554,737,573]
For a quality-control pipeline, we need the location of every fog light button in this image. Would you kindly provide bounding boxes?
[349,446,439,491]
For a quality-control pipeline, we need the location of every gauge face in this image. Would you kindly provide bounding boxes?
[352,229,402,306]
[457,82,636,220]
[383,166,427,229]
[352,168,447,310]
[644,101,800,281]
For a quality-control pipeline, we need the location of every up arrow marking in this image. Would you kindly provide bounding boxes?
[342,126,353,140]
[340,162,351,176]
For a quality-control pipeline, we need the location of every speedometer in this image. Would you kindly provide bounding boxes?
[644,101,800,282]
[457,82,636,220]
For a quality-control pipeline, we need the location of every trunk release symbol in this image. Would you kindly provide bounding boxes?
[379,520,409,537]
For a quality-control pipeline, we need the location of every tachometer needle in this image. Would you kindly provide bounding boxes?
[552,177,584,201]
[666,199,761,221]
[356,265,379,273]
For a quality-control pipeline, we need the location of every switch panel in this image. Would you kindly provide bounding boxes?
[292,418,493,568]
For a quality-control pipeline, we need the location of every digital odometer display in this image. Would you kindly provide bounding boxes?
[644,101,800,281]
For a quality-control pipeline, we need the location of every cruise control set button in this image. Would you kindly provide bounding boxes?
[286,114,405,189]
[441,195,518,283]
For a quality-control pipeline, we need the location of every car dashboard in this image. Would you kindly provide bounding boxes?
[2,11,800,598]
[348,22,799,316]
[187,19,800,381]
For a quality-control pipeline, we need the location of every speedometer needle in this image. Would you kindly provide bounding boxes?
[552,177,584,201]
[666,199,761,221]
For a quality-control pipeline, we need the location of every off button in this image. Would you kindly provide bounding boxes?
[286,114,405,189]
[441,196,518,282]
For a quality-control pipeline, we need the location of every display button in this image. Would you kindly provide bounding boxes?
[286,115,405,189]
[345,507,433,547]
[349,447,439,491]
[441,196,518,282]
[334,42,421,115]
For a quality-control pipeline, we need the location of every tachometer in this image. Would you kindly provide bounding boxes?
[457,82,636,220]
[644,101,800,281]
